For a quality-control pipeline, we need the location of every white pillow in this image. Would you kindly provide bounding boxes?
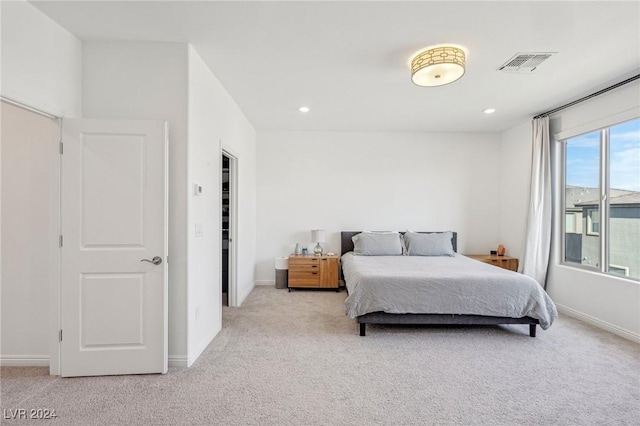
[352,232,404,256]
[403,231,455,256]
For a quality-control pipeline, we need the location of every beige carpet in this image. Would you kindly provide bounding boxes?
[1,286,639,425]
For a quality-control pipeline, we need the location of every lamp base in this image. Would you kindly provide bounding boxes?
[313,242,323,256]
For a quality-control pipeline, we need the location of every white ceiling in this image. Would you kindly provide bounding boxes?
[31,0,640,133]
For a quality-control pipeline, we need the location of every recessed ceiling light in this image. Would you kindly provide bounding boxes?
[298,106,310,113]
[483,108,496,114]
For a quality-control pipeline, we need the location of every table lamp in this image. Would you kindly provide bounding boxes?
[311,229,325,256]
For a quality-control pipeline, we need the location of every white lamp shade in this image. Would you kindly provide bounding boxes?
[311,229,325,243]
[412,62,465,86]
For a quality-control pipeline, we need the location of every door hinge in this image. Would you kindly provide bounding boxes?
[59,235,63,247]
[59,329,63,342]
[59,142,63,154]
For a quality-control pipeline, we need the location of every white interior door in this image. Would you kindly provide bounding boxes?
[60,119,168,377]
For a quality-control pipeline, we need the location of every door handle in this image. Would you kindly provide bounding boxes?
[141,256,162,265]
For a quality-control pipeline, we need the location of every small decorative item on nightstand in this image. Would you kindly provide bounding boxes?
[294,243,302,255]
[311,229,325,256]
[497,245,506,256]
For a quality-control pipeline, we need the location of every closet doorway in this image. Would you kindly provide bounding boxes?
[1,99,60,372]
[221,151,237,307]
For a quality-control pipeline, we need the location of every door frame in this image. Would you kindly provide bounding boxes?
[52,119,62,376]
[221,146,239,308]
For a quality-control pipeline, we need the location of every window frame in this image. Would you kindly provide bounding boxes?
[560,117,638,282]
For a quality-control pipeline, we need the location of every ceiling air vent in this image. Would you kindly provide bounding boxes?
[498,52,556,74]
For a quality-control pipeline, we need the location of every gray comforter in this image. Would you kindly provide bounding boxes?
[342,253,557,329]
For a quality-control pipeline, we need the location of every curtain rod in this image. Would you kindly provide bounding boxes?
[1,95,60,120]
[533,74,640,119]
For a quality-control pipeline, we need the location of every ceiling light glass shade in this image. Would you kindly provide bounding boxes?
[411,46,466,87]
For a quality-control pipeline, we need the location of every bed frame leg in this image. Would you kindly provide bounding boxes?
[359,323,366,337]
[529,324,537,338]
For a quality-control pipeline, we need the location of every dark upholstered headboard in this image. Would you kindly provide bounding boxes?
[340,231,457,256]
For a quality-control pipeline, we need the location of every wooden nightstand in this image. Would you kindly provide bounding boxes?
[288,254,340,291]
[466,254,519,272]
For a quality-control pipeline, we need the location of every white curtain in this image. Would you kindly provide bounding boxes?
[522,116,551,288]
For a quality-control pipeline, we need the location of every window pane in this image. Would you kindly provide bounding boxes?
[564,131,600,267]
[565,213,576,233]
[587,209,599,235]
[609,118,640,279]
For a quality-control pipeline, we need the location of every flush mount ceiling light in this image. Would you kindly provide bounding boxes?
[298,106,310,113]
[483,108,496,114]
[410,44,467,87]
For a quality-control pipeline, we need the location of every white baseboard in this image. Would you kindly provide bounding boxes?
[0,355,50,367]
[556,304,640,344]
[255,280,275,286]
[0,355,199,370]
[168,355,189,368]
[0,354,218,370]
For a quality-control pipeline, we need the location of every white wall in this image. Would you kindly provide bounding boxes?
[498,121,532,264]
[547,80,640,341]
[0,0,82,117]
[186,46,256,364]
[187,47,222,364]
[82,41,190,364]
[0,1,82,369]
[211,73,258,307]
[256,131,502,282]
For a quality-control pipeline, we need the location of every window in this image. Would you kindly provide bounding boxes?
[586,209,599,235]
[565,213,576,233]
[562,117,640,280]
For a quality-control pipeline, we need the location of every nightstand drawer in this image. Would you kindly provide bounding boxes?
[288,270,320,286]
[290,257,321,266]
[289,262,320,272]
[289,264,320,273]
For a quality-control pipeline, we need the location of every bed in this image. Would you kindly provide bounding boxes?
[341,231,558,337]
